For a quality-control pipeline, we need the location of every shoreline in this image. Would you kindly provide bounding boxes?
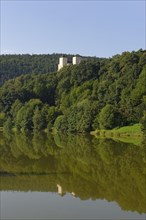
[90,123,143,138]
[90,124,144,146]
[90,130,143,138]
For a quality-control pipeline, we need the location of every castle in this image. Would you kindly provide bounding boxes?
[58,56,82,71]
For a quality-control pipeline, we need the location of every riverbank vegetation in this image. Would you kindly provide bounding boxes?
[91,123,142,137]
[0,49,146,134]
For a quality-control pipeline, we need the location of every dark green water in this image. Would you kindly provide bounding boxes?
[0,132,146,219]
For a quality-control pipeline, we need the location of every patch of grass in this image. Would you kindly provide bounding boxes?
[113,123,141,134]
[91,124,143,144]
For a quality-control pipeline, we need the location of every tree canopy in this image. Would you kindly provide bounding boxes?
[0,49,146,133]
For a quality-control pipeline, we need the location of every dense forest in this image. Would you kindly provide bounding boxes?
[0,49,146,133]
[0,53,99,86]
[0,54,61,86]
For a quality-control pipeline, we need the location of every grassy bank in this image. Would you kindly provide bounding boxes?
[91,124,144,144]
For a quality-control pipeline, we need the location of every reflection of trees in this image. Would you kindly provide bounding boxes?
[0,132,145,214]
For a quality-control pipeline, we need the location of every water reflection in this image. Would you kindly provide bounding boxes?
[0,132,146,215]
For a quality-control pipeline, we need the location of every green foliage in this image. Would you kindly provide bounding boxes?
[140,112,146,135]
[33,108,45,131]
[0,73,57,113]
[0,54,97,87]
[46,106,60,131]
[0,49,146,133]
[0,54,58,86]
[99,104,121,129]
[92,115,100,130]
[67,99,93,132]
[15,99,43,132]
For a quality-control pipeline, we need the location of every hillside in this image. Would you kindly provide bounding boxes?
[0,53,101,86]
[0,49,146,133]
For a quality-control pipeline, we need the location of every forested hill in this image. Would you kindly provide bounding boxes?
[0,54,61,86]
[0,49,146,133]
[0,53,100,86]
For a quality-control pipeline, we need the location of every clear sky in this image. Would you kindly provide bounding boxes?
[1,0,145,57]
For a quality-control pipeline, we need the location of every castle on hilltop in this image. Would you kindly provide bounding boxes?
[58,56,82,71]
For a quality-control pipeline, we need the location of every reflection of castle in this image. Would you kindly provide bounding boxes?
[58,56,82,71]
[57,184,66,196]
[57,184,76,197]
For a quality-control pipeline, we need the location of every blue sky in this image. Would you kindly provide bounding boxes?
[1,0,145,57]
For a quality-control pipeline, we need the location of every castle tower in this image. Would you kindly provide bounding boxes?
[72,56,82,65]
[58,57,68,71]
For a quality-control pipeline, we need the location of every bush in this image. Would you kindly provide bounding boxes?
[99,104,121,129]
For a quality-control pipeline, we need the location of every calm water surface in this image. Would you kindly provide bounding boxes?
[0,132,145,219]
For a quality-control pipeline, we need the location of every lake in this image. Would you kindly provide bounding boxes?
[0,132,145,219]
